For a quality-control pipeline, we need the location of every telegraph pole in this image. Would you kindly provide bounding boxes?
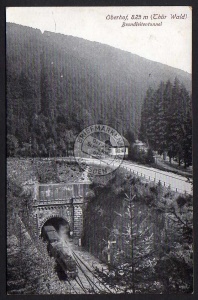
[103,237,116,270]
[107,240,116,268]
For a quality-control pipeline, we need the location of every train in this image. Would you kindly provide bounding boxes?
[43,225,78,279]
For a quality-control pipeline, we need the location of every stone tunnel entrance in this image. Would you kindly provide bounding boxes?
[41,217,71,241]
[32,183,90,243]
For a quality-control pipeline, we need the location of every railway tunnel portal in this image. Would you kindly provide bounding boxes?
[32,183,90,242]
[41,217,70,239]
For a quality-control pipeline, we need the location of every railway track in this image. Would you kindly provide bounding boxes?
[42,224,116,294]
[63,246,115,294]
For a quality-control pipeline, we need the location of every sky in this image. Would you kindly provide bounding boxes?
[6,6,192,73]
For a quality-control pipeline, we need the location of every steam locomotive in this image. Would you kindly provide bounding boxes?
[43,225,78,279]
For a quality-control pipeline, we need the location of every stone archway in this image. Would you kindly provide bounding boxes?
[39,214,70,236]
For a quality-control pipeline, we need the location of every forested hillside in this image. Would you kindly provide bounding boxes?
[139,79,192,167]
[6,23,191,157]
[83,170,193,293]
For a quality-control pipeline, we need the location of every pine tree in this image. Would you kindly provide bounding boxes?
[163,80,173,158]
[180,87,192,167]
[94,186,156,293]
[154,82,166,154]
[153,194,193,293]
[140,78,192,166]
[139,87,155,145]
[167,78,182,163]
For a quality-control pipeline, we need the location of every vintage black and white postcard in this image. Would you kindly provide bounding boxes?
[6,6,192,294]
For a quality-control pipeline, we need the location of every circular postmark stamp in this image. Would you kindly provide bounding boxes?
[74,124,125,176]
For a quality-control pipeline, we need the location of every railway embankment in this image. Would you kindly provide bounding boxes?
[7,158,85,294]
[7,213,70,294]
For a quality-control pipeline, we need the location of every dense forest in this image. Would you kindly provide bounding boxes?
[6,23,191,158]
[139,79,192,167]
